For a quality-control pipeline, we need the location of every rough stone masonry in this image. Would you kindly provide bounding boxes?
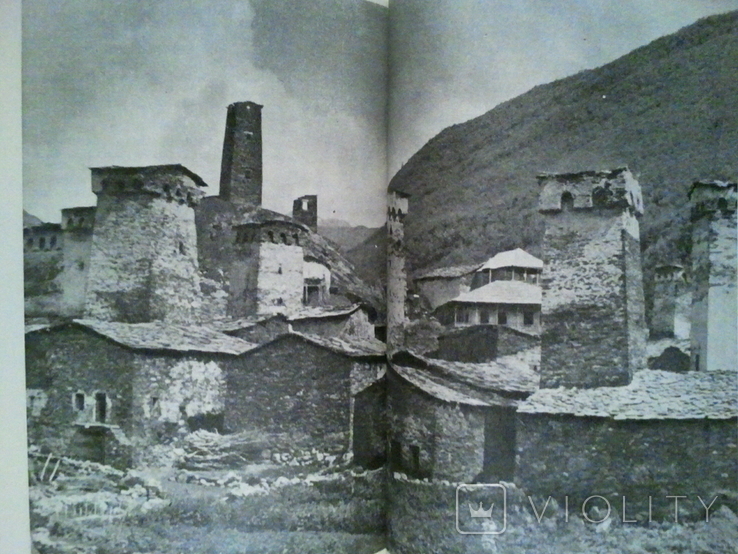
[537,167,647,388]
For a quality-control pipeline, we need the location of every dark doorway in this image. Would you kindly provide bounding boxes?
[390,439,402,471]
[482,407,517,481]
[561,191,574,211]
[352,383,387,469]
[69,427,106,464]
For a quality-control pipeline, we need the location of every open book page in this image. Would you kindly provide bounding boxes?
[22,1,389,553]
[385,2,737,553]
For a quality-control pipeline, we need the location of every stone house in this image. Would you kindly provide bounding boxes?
[434,280,542,333]
[387,352,538,482]
[470,248,543,290]
[516,370,738,511]
[224,331,387,468]
[24,319,255,469]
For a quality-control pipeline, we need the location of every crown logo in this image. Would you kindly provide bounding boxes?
[468,502,494,518]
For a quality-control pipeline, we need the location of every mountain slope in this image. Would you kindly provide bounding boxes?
[388,11,738,286]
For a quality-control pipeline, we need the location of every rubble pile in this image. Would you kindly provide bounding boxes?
[177,430,271,470]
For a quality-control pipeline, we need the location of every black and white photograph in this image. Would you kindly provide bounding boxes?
[10,1,738,553]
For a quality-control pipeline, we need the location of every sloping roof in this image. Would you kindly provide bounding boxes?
[287,304,362,321]
[415,264,481,281]
[518,370,738,420]
[90,164,209,188]
[292,331,385,358]
[70,319,258,355]
[479,249,543,271]
[412,353,539,394]
[445,280,541,306]
[392,365,493,406]
[211,313,287,333]
[688,180,737,198]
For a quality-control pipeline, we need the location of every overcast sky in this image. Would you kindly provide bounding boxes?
[23,0,389,226]
[22,0,737,226]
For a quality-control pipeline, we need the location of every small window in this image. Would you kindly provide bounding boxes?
[26,238,33,249]
[243,169,253,179]
[301,199,309,211]
[277,265,283,275]
[39,237,46,249]
[150,397,160,417]
[480,309,490,324]
[455,307,470,324]
[275,297,283,306]
[561,191,574,211]
[717,198,728,211]
[281,233,288,244]
[178,241,186,255]
[498,310,508,325]
[74,393,85,411]
[523,310,535,326]
[95,392,107,423]
[410,445,420,475]
[50,236,57,248]
[77,261,85,271]
[268,231,275,243]
[293,233,300,246]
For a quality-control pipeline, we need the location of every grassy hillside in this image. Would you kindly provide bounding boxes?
[387,11,738,288]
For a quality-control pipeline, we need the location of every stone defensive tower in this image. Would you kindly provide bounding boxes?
[60,206,96,317]
[651,264,690,339]
[219,101,263,206]
[230,220,307,317]
[387,190,410,353]
[538,167,646,388]
[84,165,205,324]
[688,180,737,371]
[292,195,318,232]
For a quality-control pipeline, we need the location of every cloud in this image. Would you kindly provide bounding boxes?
[23,0,389,226]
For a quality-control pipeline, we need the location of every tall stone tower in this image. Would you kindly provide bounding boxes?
[229,220,307,317]
[84,165,205,324]
[538,167,646,388]
[292,195,318,232]
[60,206,96,317]
[219,101,263,206]
[651,264,690,339]
[688,180,737,371]
[387,190,410,353]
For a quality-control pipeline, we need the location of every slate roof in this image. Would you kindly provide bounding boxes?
[415,264,481,281]
[518,370,738,420]
[90,164,209,188]
[287,304,362,321]
[291,331,386,358]
[211,314,287,333]
[445,281,541,306]
[392,364,493,406]
[411,353,539,394]
[71,319,258,355]
[479,249,543,271]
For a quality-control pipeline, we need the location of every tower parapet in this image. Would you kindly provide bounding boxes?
[537,167,647,388]
[84,165,205,323]
[688,180,737,371]
[60,206,96,316]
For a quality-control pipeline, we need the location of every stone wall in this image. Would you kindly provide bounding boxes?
[257,238,305,315]
[25,327,137,467]
[516,413,738,516]
[291,309,374,339]
[433,325,499,363]
[387,370,486,482]
[224,337,357,453]
[292,195,318,232]
[219,101,263,206]
[540,209,643,388]
[85,171,203,324]
[690,208,737,371]
[60,209,94,317]
[387,191,410,352]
